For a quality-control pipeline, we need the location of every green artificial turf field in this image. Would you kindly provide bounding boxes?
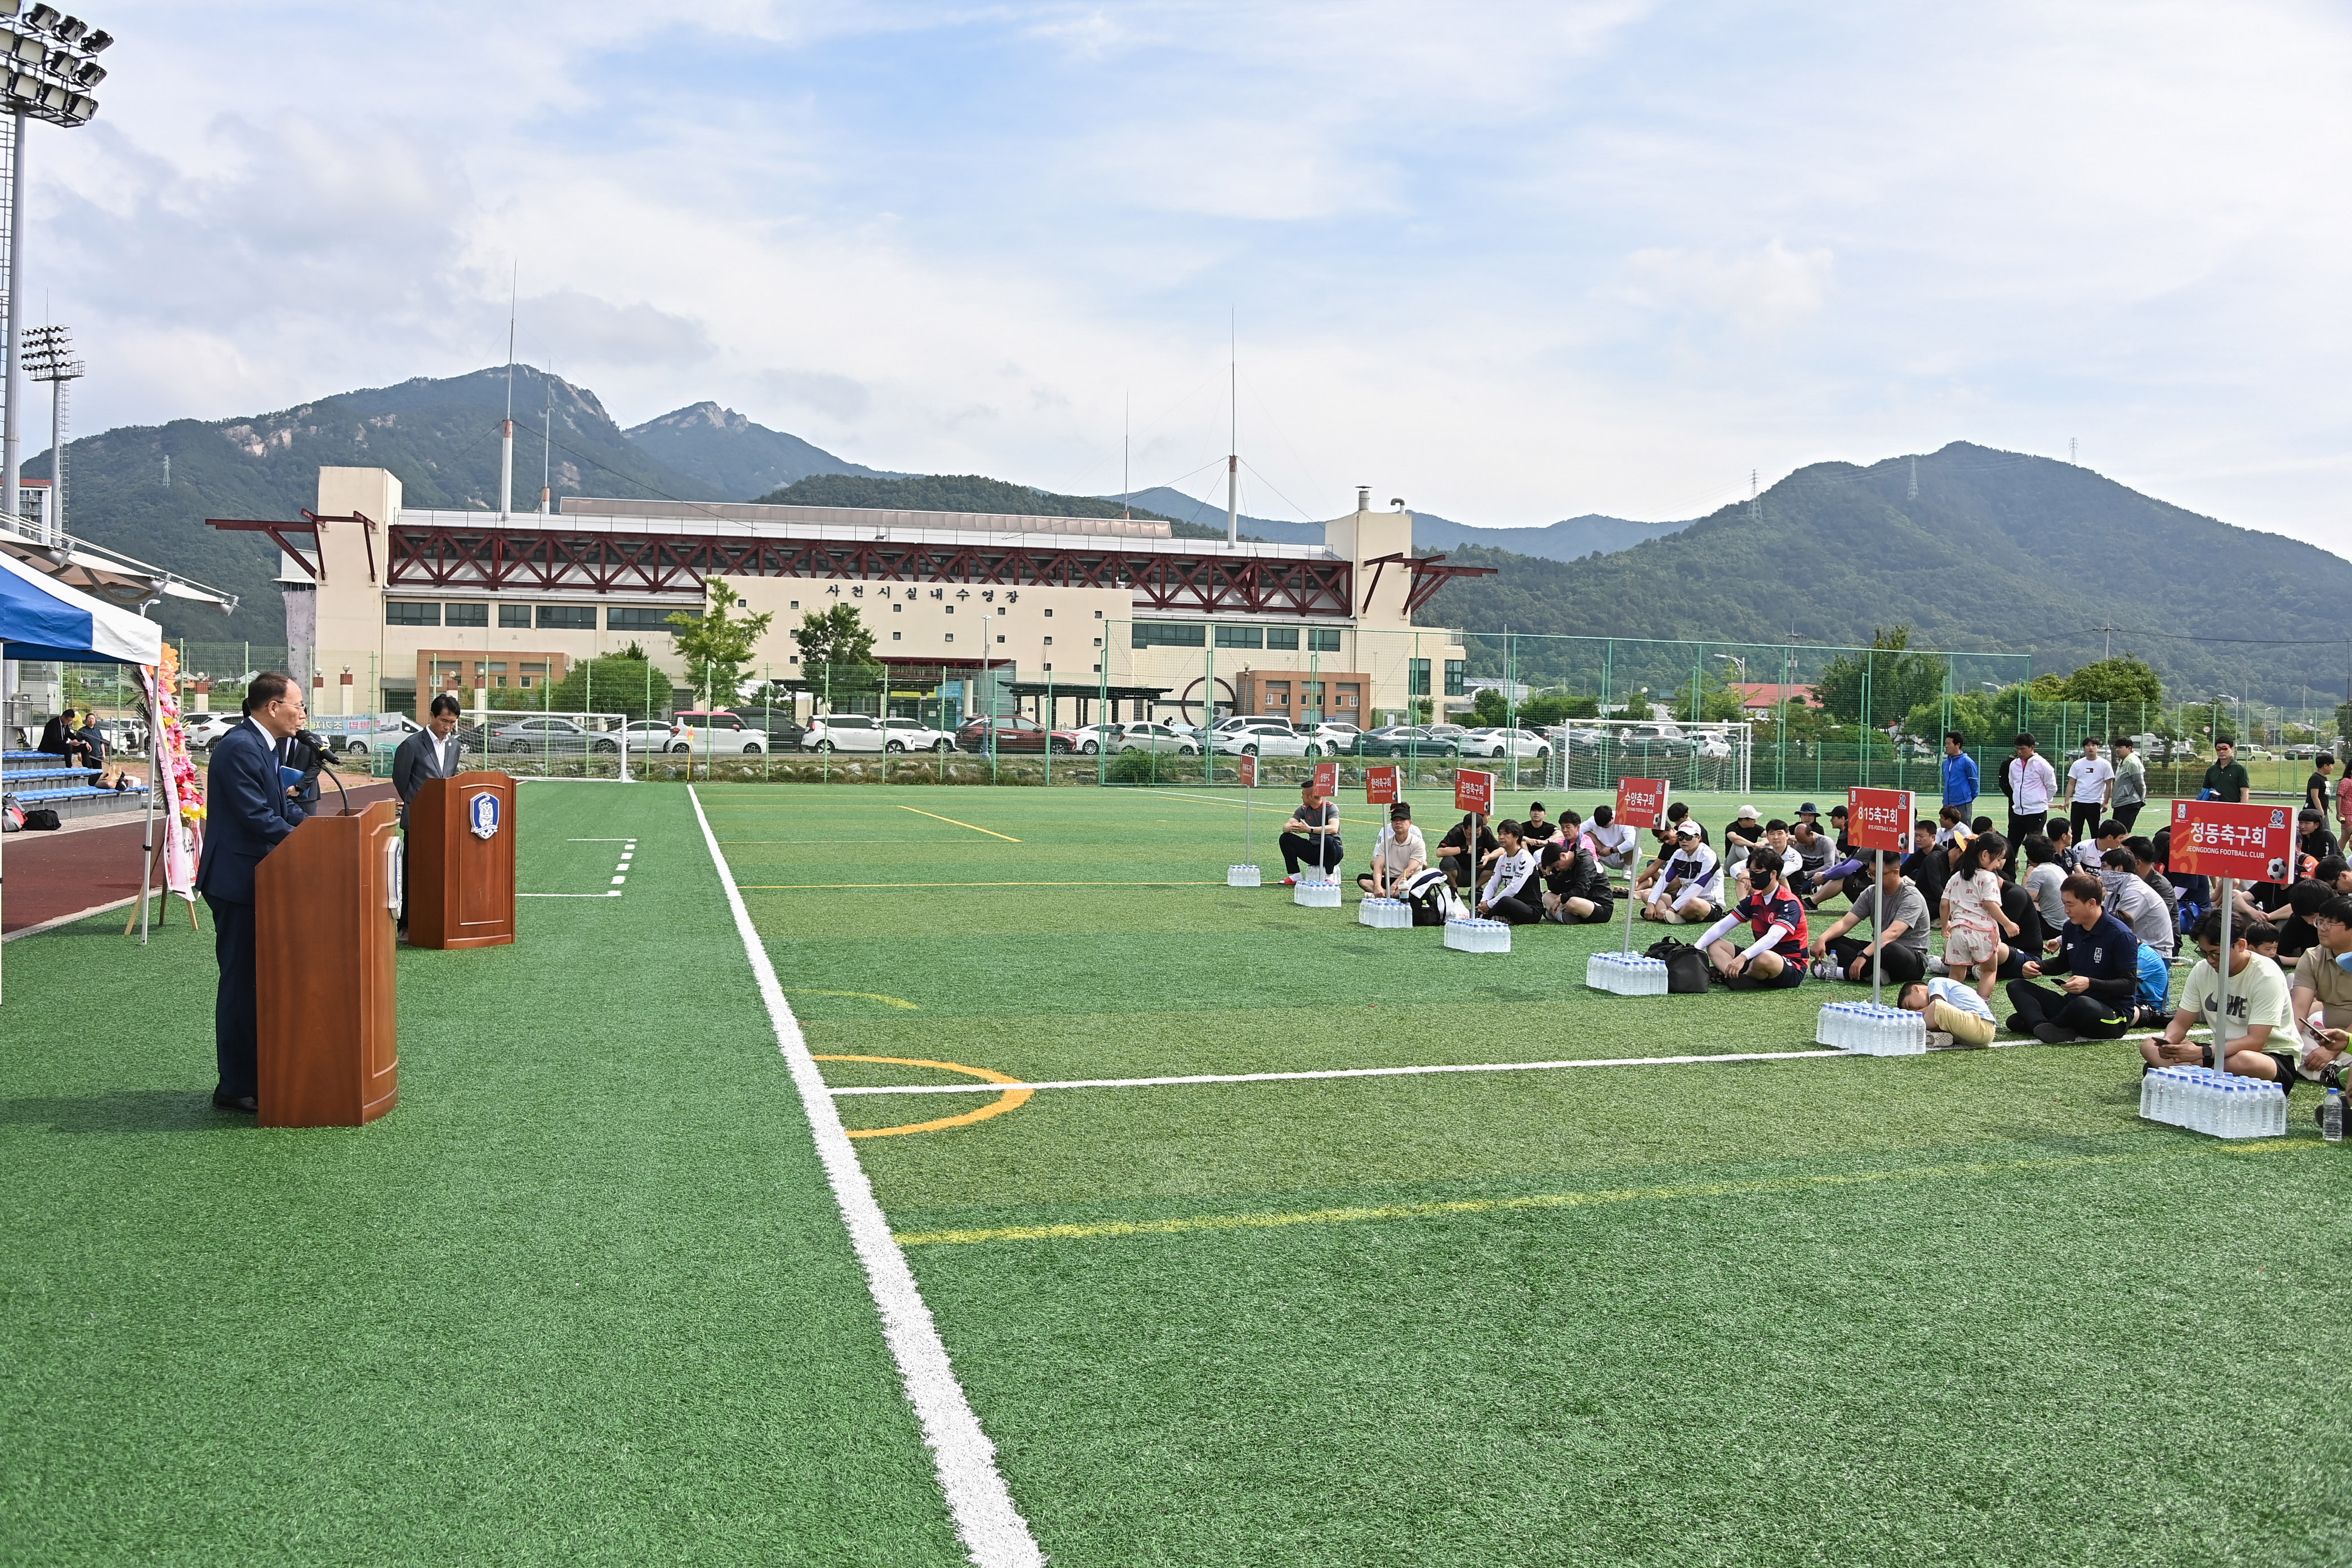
[10,778,2348,1566]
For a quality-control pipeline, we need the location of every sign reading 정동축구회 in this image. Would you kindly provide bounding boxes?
[2168,799,2291,883]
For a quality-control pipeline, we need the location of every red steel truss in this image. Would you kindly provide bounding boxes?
[368,523,1357,617]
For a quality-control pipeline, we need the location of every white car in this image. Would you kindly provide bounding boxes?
[623,719,687,752]
[880,718,956,753]
[1212,722,1316,758]
[1460,727,1553,761]
[179,711,237,749]
[1214,715,1295,736]
[1114,721,1200,755]
[1306,721,1364,750]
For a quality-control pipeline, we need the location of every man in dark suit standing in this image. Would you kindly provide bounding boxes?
[391,694,465,932]
[194,672,309,1113]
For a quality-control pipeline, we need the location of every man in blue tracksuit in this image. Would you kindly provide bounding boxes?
[1943,730,1980,817]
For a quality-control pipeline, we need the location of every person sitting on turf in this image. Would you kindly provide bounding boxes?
[1696,850,1808,989]
[1935,803,1973,848]
[1787,815,1837,905]
[1896,975,1998,1049]
[1810,855,1930,985]
[1585,804,1639,883]
[1740,818,1801,894]
[2247,920,2282,964]
[1477,819,1546,925]
[2139,911,2311,1084]
[1941,833,2017,1000]
[1277,781,1343,885]
[1639,821,1723,925]
[2099,846,2175,957]
[2006,873,2140,1043]
[1360,801,1427,898]
[2300,808,2341,867]
[1436,811,1496,892]
[1722,804,1765,870]
[1993,866,2050,982]
[1520,801,1564,850]
[1539,834,1614,924]
[2020,832,2067,938]
[1902,817,1950,915]
[2129,941,2172,1030]
[2290,896,2352,1053]
[1812,804,1869,905]
[2040,814,2082,875]
[2268,879,2332,961]
[2124,837,2180,934]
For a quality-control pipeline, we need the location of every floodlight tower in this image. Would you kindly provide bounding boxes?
[20,319,79,541]
[0,4,112,529]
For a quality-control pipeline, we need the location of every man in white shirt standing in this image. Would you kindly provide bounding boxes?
[2002,731,2059,876]
[2063,737,2115,853]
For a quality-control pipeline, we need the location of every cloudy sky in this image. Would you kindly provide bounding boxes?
[36,1,2352,545]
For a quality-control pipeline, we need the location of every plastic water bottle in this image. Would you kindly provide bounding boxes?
[2324,1086,2344,1144]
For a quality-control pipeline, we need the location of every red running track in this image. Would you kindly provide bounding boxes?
[2,780,397,937]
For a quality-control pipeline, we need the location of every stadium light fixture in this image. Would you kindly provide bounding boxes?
[0,3,109,527]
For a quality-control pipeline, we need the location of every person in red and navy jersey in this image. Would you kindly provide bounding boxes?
[1696,849,1810,990]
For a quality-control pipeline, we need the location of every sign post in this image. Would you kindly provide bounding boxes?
[1240,751,1259,870]
[2167,799,2293,1073]
[1848,787,1913,1009]
[1614,777,1668,959]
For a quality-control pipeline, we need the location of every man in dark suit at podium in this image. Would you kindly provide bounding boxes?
[194,672,309,1113]
[391,694,465,932]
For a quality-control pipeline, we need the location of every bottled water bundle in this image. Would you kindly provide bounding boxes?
[1357,897,1412,929]
[1816,1001,1928,1056]
[1227,864,1262,888]
[1584,953,1669,995]
[1293,876,1342,908]
[2138,1066,2289,1139]
[1444,917,1512,954]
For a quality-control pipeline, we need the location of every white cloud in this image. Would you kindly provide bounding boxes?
[1619,239,1836,336]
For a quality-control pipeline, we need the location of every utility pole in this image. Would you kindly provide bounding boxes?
[1906,457,1917,501]
[2091,621,2115,661]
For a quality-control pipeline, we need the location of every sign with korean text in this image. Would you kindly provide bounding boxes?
[2168,799,2292,882]
[1455,768,1495,816]
[1847,787,1912,854]
[1237,752,1258,789]
[1312,760,1339,797]
[1615,777,1668,830]
[1365,765,1400,804]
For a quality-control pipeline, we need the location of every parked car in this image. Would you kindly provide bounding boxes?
[179,711,237,749]
[955,717,1078,754]
[1357,725,1462,758]
[623,719,687,752]
[1214,715,1297,737]
[880,717,957,753]
[1459,727,1553,761]
[308,711,424,760]
[670,710,768,754]
[1112,721,1200,755]
[1211,723,1316,758]
[487,716,621,754]
[1610,723,1698,756]
[1306,721,1365,750]
[724,706,807,752]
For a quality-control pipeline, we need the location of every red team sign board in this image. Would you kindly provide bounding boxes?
[1847,787,1912,854]
[1237,753,1258,789]
[1312,760,1339,797]
[2168,799,2293,882]
[1455,769,1495,816]
[1365,765,1400,804]
[1615,777,1668,830]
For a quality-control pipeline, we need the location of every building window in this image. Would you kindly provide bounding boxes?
[893,602,903,613]
[1133,621,1206,649]
[944,634,954,644]
[996,634,1006,644]
[1409,658,1431,697]
[444,602,488,628]
[608,606,680,631]
[1445,660,1466,697]
[790,600,800,610]
[1043,636,1053,647]
[945,604,954,614]
[1263,627,1299,650]
[1044,608,1053,617]
[1214,625,1262,649]
[520,676,533,689]
[1308,628,1342,652]
[386,602,439,626]
[892,631,902,640]
[538,605,596,630]
[499,604,532,629]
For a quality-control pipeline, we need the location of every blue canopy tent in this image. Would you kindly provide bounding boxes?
[1,549,166,1003]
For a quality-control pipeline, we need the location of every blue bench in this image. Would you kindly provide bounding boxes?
[12,784,148,805]
[3,766,99,786]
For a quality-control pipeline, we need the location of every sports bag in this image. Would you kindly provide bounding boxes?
[1398,867,1465,927]
[1,793,21,832]
[22,807,60,830]
[1644,936,1713,994]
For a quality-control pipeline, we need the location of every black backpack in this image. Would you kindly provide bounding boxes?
[1643,936,1713,994]
[1397,868,1463,928]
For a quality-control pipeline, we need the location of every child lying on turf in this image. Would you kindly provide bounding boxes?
[1897,978,1997,1049]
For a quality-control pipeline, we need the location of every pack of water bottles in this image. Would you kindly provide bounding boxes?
[1585,952,1668,994]
[2139,1066,2289,1139]
[1357,897,1412,929]
[1444,917,1512,954]
[1227,864,1261,888]
[1815,1001,1928,1056]
[1293,875,1342,908]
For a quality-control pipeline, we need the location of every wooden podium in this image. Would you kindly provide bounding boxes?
[256,799,400,1128]
[408,772,517,950]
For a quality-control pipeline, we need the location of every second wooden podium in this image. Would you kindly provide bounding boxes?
[408,771,518,949]
[256,799,401,1128]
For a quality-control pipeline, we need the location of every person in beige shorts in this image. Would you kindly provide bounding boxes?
[1897,977,1999,1048]
[1940,832,2017,999]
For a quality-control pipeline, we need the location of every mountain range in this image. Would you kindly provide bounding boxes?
[28,367,2346,703]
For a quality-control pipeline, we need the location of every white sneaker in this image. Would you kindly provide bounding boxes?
[1925,1030,1956,1049]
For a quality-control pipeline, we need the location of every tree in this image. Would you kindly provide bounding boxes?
[1520,693,1598,726]
[669,576,774,709]
[536,655,672,719]
[1672,661,1751,723]
[2058,656,2163,707]
[791,602,883,711]
[1470,687,1511,726]
[1813,627,1949,725]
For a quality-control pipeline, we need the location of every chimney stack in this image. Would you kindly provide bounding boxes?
[1356,485,1370,513]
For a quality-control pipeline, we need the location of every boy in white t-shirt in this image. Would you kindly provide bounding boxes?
[2140,911,2301,1083]
[1358,801,1427,898]
[1899,975,1997,1049]
[1940,833,2020,999]
[2064,738,2115,853]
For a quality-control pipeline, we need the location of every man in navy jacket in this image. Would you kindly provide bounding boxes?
[194,672,309,1112]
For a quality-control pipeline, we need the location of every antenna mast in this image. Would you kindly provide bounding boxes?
[1226,310,1238,547]
[541,366,553,514]
[500,264,515,517]
[1121,389,1130,519]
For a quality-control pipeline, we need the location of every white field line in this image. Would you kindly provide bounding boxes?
[827,1049,1848,1096]
[2,894,139,942]
[688,785,1041,1568]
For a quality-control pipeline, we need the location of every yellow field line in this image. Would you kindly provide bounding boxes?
[896,804,1021,840]
[794,990,921,1009]
[738,879,1228,889]
[892,1141,2303,1246]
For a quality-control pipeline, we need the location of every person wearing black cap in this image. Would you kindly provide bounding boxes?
[1520,801,1563,850]
[1278,779,1343,885]
[1437,811,1498,892]
[1359,801,1427,897]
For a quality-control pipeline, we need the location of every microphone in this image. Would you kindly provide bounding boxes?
[293,728,352,815]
